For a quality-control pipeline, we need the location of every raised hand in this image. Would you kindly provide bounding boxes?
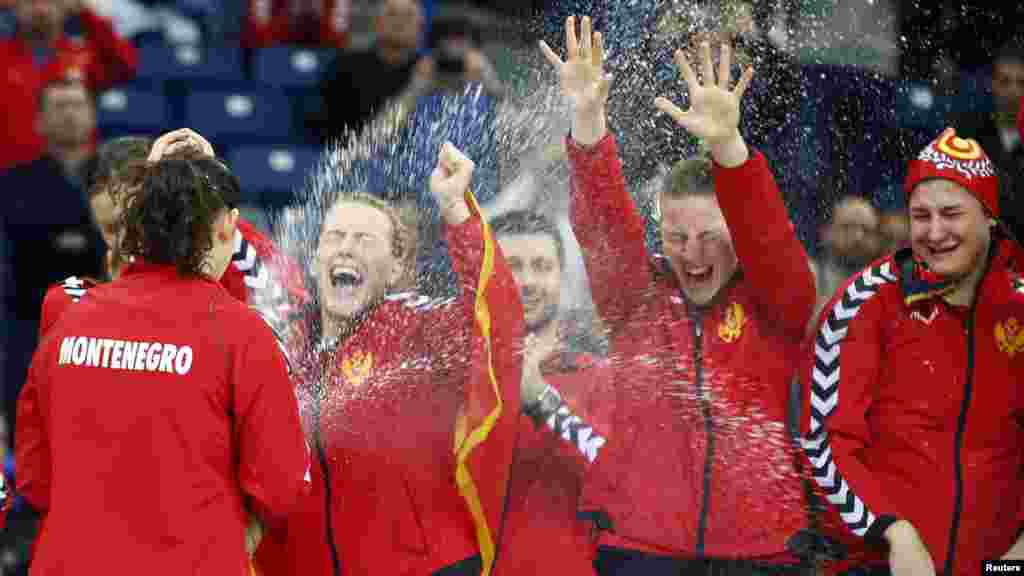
[429,142,475,225]
[539,15,611,146]
[654,43,754,166]
[147,128,216,163]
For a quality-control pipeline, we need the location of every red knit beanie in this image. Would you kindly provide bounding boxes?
[904,127,999,218]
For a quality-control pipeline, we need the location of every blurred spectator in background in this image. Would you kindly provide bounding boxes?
[878,207,910,254]
[810,196,881,330]
[242,0,351,49]
[0,0,137,171]
[0,78,106,445]
[306,0,424,144]
[952,41,1024,242]
[308,0,503,146]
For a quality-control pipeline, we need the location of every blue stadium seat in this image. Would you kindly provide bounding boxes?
[252,46,332,88]
[96,86,169,138]
[136,42,244,83]
[184,87,295,147]
[894,81,950,131]
[228,146,319,205]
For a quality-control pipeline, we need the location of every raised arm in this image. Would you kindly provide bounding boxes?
[653,42,814,340]
[541,16,651,333]
[431,142,525,575]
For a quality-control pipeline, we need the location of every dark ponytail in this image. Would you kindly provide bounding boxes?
[119,158,228,277]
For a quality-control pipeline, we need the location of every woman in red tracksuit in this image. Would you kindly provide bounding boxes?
[540,16,817,574]
[803,128,1024,576]
[254,143,525,576]
[16,156,310,575]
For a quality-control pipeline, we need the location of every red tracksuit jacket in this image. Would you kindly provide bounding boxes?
[566,134,815,560]
[243,0,350,48]
[494,347,613,576]
[255,213,524,576]
[803,243,1024,576]
[0,10,138,171]
[16,262,310,575]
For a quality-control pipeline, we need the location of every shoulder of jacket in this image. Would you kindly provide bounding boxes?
[818,258,902,329]
[57,275,97,302]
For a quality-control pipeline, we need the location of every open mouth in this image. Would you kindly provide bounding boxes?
[330,266,364,288]
[685,266,713,283]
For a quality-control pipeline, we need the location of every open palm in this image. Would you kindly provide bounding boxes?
[654,43,754,145]
[539,15,610,114]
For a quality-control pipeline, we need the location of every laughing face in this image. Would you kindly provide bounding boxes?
[909,179,991,281]
[315,200,402,327]
[660,194,739,306]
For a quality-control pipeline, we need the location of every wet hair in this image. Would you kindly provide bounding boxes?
[489,210,565,269]
[186,156,242,208]
[662,154,715,200]
[88,136,154,198]
[322,192,407,261]
[119,158,230,277]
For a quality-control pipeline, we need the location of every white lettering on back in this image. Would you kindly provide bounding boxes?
[55,337,195,375]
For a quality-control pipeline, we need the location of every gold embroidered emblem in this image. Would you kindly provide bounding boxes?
[718,302,746,343]
[341,351,374,386]
[995,318,1024,357]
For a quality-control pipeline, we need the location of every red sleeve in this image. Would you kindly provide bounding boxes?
[243,0,281,48]
[233,313,311,525]
[78,9,138,89]
[566,134,651,334]
[239,219,311,309]
[713,150,815,341]
[802,264,904,542]
[445,208,525,565]
[532,360,614,471]
[15,346,52,514]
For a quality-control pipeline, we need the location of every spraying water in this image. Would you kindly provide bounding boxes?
[268,0,969,566]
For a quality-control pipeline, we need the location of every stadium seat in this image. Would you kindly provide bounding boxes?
[184,87,295,148]
[252,46,332,88]
[96,86,170,138]
[136,42,244,83]
[894,81,951,131]
[228,146,319,205]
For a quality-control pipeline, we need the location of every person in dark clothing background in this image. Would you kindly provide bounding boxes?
[0,78,105,435]
[306,0,424,144]
[950,41,1024,242]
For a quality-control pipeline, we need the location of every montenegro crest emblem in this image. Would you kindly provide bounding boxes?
[995,318,1024,357]
[341,351,374,387]
[718,302,746,343]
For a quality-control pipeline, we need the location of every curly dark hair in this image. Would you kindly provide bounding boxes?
[119,158,229,277]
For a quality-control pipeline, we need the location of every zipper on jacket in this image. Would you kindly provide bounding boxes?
[943,309,976,576]
[312,367,343,576]
[693,315,714,557]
